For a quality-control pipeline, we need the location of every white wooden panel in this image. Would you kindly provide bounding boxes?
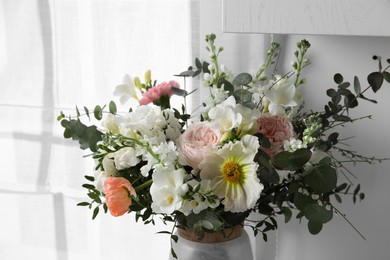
[223,0,390,36]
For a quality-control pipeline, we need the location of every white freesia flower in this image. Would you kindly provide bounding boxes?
[114,74,140,104]
[264,76,297,115]
[208,96,242,132]
[199,141,263,212]
[150,167,186,214]
[180,179,220,215]
[240,134,260,154]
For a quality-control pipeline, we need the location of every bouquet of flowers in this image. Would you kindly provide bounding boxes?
[58,34,389,256]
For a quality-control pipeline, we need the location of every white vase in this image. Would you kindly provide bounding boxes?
[169,225,254,260]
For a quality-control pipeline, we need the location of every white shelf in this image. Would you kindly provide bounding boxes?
[223,0,390,36]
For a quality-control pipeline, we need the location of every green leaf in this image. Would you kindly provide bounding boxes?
[335,183,347,192]
[335,194,342,203]
[77,202,90,207]
[82,184,95,190]
[84,106,90,119]
[332,114,351,122]
[333,73,343,84]
[294,193,316,211]
[233,89,253,104]
[303,164,337,193]
[259,168,280,184]
[344,93,358,109]
[76,106,81,117]
[326,88,337,97]
[387,58,390,64]
[271,149,312,171]
[171,87,188,97]
[85,175,95,182]
[202,61,210,73]
[383,71,390,83]
[92,206,99,220]
[367,72,384,92]
[109,101,117,115]
[304,204,333,223]
[281,207,292,223]
[57,111,65,121]
[94,105,103,120]
[232,73,252,86]
[354,76,361,95]
[338,82,350,89]
[195,57,202,69]
[171,248,178,259]
[308,220,323,235]
[359,93,377,103]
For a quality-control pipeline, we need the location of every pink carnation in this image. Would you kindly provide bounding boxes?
[179,122,221,170]
[257,114,294,157]
[140,80,180,105]
[104,177,137,217]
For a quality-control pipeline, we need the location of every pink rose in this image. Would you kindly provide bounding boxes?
[179,122,221,170]
[140,80,180,105]
[257,114,294,157]
[104,177,137,217]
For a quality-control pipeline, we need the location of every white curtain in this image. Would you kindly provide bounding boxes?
[0,0,273,259]
[0,0,200,259]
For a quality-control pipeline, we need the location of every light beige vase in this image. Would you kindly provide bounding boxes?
[169,225,254,260]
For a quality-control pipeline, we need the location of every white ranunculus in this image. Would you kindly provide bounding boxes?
[112,147,141,170]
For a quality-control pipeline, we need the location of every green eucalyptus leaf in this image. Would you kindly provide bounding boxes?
[281,207,293,223]
[109,101,117,114]
[333,73,343,84]
[304,204,333,223]
[259,168,280,184]
[338,82,350,89]
[171,87,188,97]
[303,164,337,193]
[94,105,103,120]
[233,89,252,104]
[308,220,323,235]
[76,106,81,117]
[359,93,377,103]
[332,114,351,122]
[271,149,312,171]
[84,106,90,119]
[195,57,202,69]
[344,93,358,109]
[354,76,361,95]
[326,89,337,97]
[232,73,252,86]
[383,71,390,83]
[294,193,316,211]
[367,72,384,92]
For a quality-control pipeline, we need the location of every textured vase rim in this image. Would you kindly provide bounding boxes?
[177,225,244,244]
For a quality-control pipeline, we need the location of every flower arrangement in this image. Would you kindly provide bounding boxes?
[58,34,390,257]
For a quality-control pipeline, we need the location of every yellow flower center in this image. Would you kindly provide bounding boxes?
[222,162,241,183]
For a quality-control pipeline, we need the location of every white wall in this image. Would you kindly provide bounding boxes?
[202,1,390,259]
